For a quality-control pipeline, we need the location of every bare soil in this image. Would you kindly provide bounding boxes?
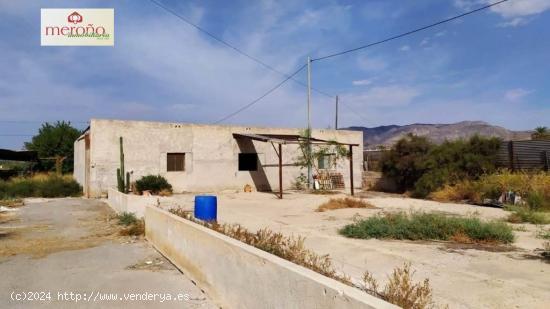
[165,190,550,309]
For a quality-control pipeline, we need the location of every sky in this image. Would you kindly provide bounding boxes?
[0,0,549,149]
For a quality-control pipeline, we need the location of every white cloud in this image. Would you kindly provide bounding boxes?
[497,17,529,27]
[455,0,550,27]
[488,0,550,18]
[420,38,430,46]
[400,45,411,52]
[504,88,532,101]
[352,79,373,86]
[357,55,387,71]
[435,31,447,37]
[343,85,421,107]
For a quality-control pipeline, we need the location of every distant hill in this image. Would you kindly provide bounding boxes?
[344,121,532,148]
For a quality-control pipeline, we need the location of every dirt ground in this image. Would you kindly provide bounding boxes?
[166,190,550,309]
[0,198,216,309]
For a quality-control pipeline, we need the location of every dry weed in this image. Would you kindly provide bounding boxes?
[158,189,173,197]
[119,219,145,236]
[316,198,375,212]
[170,210,439,307]
[362,263,434,309]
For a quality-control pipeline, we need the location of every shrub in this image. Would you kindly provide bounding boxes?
[543,242,550,260]
[0,174,81,199]
[526,191,547,211]
[536,228,550,240]
[380,134,500,197]
[430,170,550,206]
[363,263,433,309]
[291,173,307,190]
[505,205,550,224]
[119,219,145,236]
[340,212,514,244]
[116,212,144,236]
[117,212,138,226]
[169,210,436,308]
[380,134,432,192]
[134,175,172,195]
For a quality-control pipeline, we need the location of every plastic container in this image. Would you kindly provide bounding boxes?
[194,195,217,221]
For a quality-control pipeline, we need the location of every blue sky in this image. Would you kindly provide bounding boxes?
[1,0,549,149]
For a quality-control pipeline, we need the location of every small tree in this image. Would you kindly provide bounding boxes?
[532,126,550,140]
[380,134,433,192]
[24,121,82,174]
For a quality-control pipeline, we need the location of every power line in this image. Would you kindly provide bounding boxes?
[148,0,372,124]
[212,64,307,124]
[147,0,334,99]
[312,0,509,61]
[339,100,370,125]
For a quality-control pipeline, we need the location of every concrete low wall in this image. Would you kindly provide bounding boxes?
[107,188,159,218]
[145,206,396,309]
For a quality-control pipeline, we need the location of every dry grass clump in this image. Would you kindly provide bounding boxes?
[211,223,345,281]
[0,198,24,208]
[429,170,550,206]
[362,263,434,309]
[542,242,550,260]
[0,173,81,199]
[169,209,436,308]
[505,205,550,225]
[116,212,144,236]
[316,198,375,212]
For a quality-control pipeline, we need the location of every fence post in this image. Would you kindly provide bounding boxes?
[508,141,515,171]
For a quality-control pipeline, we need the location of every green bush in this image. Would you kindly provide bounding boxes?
[340,212,514,244]
[380,134,501,197]
[134,175,172,195]
[0,174,81,199]
[526,191,548,211]
[380,134,432,192]
[505,205,550,224]
[117,212,138,226]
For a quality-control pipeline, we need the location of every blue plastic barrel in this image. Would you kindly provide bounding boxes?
[194,195,217,221]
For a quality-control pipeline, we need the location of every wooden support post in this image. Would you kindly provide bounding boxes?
[349,145,354,196]
[279,143,283,199]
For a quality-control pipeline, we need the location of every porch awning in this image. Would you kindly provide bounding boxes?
[232,133,359,146]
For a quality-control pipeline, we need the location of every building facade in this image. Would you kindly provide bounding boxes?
[74,119,363,197]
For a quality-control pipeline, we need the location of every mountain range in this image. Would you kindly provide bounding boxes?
[344,121,532,148]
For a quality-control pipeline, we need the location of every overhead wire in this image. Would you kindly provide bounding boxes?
[212,64,307,124]
[312,0,509,61]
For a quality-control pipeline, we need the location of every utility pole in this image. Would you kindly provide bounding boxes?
[307,56,313,189]
[335,95,339,130]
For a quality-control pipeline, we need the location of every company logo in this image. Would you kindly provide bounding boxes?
[67,12,83,24]
[41,9,114,46]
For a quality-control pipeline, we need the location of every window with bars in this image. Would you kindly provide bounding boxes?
[318,154,335,170]
[167,153,185,172]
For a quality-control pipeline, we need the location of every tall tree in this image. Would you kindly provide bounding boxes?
[24,121,82,174]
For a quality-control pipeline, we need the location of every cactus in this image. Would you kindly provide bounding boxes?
[117,137,130,193]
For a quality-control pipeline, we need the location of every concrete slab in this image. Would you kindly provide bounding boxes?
[0,198,216,309]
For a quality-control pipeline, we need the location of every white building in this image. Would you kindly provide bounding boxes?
[74,119,363,198]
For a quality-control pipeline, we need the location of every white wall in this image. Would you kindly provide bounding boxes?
[145,206,396,309]
[73,136,86,187]
[83,119,363,197]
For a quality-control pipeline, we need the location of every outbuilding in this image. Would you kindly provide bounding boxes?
[74,119,363,198]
